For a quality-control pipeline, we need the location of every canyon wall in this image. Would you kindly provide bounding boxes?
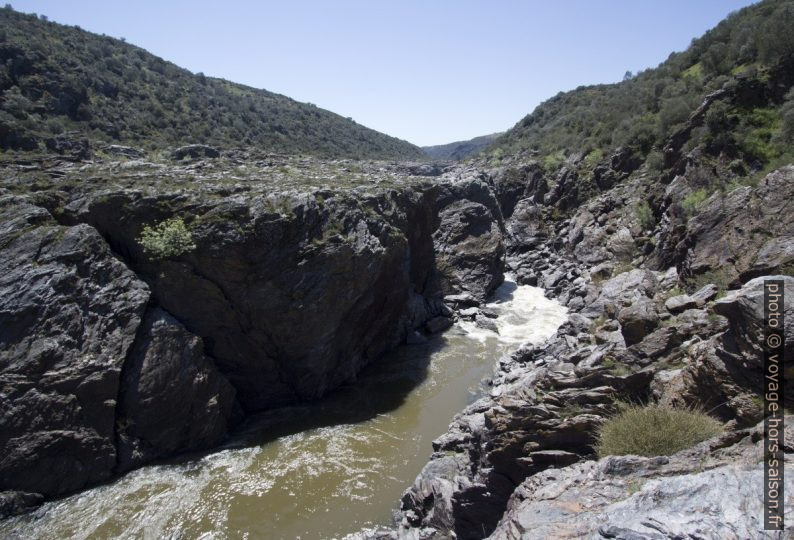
[0,161,506,509]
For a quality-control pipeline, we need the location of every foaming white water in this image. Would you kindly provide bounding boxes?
[458,273,568,347]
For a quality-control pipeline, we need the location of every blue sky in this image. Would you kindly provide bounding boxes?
[13,0,758,146]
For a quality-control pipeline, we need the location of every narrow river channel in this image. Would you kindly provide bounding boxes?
[1,276,567,540]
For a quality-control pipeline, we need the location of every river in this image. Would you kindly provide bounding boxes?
[1,276,567,540]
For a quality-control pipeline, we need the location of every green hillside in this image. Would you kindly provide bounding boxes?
[490,0,794,177]
[0,7,423,159]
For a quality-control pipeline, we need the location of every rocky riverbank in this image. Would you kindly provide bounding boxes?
[358,153,794,538]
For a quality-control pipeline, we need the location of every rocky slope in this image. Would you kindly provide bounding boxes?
[0,151,506,513]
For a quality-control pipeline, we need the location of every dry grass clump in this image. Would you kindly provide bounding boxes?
[596,403,723,458]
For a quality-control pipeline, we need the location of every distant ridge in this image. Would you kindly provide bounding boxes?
[423,132,502,161]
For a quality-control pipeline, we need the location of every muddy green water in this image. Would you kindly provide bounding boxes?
[1,278,566,540]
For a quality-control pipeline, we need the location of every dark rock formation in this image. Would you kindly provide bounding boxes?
[116,307,240,472]
[489,163,547,217]
[505,198,548,251]
[713,275,794,366]
[433,199,505,301]
[662,88,729,169]
[0,155,512,509]
[0,491,43,520]
[63,185,445,411]
[0,198,149,497]
[44,134,92,160]
[170,144,221,160]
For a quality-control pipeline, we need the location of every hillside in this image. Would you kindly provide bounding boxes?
[422,132,502,161]
[0,7,423,160]
[489,0,794,180]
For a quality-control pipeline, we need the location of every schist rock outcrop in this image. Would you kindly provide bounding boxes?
[0,154,506,511]
[355,147,794,538]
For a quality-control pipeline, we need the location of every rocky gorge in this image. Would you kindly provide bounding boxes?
[357,148,794,538]
[3,1,794,535]
[1,135,793,537]
[0,150,513,517]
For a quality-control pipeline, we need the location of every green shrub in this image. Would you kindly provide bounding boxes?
[778,89,794,144]
[688,266,736,295]
[138,217,196,259]
[542,150,566,173]
[645,150,665,172]
[681,189,709,217]
[596,403,723,458]
[583,148,604,169]
[634,201,654,231]
[489,147,505,166]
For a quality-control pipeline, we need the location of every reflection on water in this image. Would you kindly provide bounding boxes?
[0,276,567,540]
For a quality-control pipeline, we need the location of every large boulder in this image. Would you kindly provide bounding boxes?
[583,269,658,318]
[505,198,548,251]
[678,166,794,285]
[713,275,794,366]
[617,296,659,346]
[433,199,505,301]
[116,308,240,472]
[0,198,149,497]
[490,421,794,539]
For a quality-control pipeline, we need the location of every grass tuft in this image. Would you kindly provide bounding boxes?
[596,403,723,458]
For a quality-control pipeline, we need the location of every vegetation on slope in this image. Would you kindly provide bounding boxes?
[0,7,423,159]
[489,0,794,177]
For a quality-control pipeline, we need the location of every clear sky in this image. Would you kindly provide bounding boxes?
[13,0,758,146]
